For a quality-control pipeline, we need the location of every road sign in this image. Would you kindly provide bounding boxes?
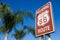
[36,2,55,37]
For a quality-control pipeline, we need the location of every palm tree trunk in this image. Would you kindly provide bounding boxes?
[4,32,8,40]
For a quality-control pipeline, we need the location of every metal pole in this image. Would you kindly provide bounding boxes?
[38,37,41,40]
[48,37,51,40]
[48,34,51,40]
[44,35,46,40]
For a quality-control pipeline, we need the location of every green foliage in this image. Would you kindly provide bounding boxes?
[0,25,6,33]
[23,25,35,36]
[14,10,34,25]
[0,3,34,40]
[13,29,26,40]
[0,3,10,16]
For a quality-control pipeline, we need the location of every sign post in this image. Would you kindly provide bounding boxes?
[44,35,46,40]
[35,2,55,40]
[48,37,51,40]
[38,37,41,40]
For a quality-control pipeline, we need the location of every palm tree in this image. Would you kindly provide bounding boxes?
[12,25,35,40]
[12,22,36,40]
[12,27,26,40]
[0,3,34,40]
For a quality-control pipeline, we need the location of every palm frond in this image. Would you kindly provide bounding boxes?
[25,11,34,20]
[13,29,26,40]
[23,25,35,37]
[0,25,6,33]
[0,3,11,16]
[14,10,34,25]
[3,13,15,32]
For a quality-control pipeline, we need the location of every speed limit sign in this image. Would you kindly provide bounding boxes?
[36,2,55,37]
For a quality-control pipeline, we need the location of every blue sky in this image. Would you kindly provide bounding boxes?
[0,0,60,40]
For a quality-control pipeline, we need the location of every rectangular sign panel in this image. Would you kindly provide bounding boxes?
[36,2,55,37]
